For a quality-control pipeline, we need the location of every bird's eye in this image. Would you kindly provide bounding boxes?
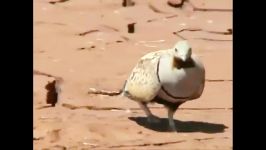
[175,48,178,52]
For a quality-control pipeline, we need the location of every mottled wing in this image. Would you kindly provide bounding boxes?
[124,51,167,102]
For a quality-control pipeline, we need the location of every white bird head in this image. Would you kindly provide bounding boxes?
[173,40,192,62]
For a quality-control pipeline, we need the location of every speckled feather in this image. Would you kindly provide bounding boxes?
[124,49,173,102]
[124,47,205,103]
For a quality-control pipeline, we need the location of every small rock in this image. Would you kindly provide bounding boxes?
[167,0,184,8]
[128,23,136,33]
[122,0,135,7]
[45,80,58,107]
[33,137,44,140]
[227,28,233,34]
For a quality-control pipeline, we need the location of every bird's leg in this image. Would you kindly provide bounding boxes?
[167,107,178,132]
[167,102,184,132]
[138,102,160,123]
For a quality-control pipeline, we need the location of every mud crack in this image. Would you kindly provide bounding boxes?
[108,140,187,148]
[190,1,232,12]
[148,2,169,14]
[78,30,100,36]
[194,136,229,141]
[206,79,232,82]
[35,21,66,26]
[108,137,230,148]
[33,70,63,82]
[147,14,178,23]
[100,25,119,32]
[49,0,69,5]
[194,38,232,42]
[174,28,232,41]
[166,0,232,12]
[176,28,232,35]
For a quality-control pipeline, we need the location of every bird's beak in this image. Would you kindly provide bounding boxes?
[180,55,186,62]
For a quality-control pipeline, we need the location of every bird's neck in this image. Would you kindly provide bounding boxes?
[172,56,195,69]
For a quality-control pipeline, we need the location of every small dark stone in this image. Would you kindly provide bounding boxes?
[167,0,185,8]
[45,80,58,107]
[122,0,135,7]
[227,28,232,34]
[128,23,136,33]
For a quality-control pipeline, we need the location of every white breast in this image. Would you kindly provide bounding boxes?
[157,54,205,102]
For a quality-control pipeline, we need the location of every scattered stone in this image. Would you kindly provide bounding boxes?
[167,0,185,8]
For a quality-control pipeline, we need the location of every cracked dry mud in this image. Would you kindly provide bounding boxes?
[34,0,232,149]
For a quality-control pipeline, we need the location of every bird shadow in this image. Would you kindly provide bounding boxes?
[128,117,228,133]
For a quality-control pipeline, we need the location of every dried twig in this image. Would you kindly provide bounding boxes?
[78,30,99,36]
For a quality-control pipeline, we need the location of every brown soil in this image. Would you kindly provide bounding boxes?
[34,0,232,149]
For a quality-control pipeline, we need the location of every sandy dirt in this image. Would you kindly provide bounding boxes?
[34,0,232,149]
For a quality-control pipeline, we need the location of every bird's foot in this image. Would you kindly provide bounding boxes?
[147,115,161,124]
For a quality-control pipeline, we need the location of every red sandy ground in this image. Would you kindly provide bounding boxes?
[34,0,232,149]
